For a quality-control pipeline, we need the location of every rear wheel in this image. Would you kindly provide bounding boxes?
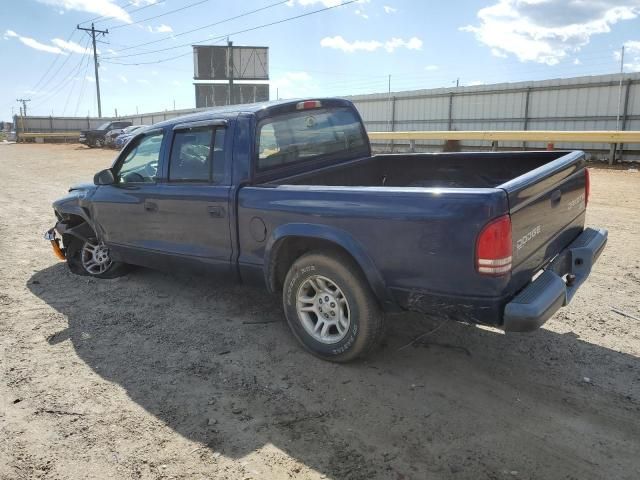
[282,251,385,362]
[66,237,128,278]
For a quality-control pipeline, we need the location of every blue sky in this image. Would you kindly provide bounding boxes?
[2,0,640,120]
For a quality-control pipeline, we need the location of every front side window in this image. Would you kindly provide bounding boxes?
[117,132,164,183]
[169,127,226,183]
[257,107,368,171]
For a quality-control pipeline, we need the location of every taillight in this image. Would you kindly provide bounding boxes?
[296,100,322,110]
[476,214,513,276]
[584,168,590,207]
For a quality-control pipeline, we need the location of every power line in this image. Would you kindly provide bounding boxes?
[62,51,91,116]
[107,0,212,30]
[28,38,85,103]
[28,28,78,95]
[79,0,166,26]
[74,57,93,116]
[102,0,358,62]
[102,51,191,66]
[108,0,289,54]
[29,38,92,113]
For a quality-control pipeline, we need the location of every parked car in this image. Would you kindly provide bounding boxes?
[104,128,126,148]
[115,125,148,149]
[46,98,606,362]
[79,120,132,148]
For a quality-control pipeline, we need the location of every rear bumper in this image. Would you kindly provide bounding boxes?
[503,227,607,332]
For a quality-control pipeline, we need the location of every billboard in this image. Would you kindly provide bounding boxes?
[195,83,270,108]
[193,46,269,81]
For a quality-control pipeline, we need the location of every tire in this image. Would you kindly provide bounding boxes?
[96,138,105,148]
[282,251,385,362]
[66,237,128,279]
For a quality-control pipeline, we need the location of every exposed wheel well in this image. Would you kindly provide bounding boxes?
[269,236,366,293]
[58,214,95,248]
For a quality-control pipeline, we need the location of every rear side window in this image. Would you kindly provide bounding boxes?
[169,127,226,183]
[257,107,368,171]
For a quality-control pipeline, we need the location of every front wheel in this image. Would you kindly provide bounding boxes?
[66,237,128,279]
[282,251,385,362]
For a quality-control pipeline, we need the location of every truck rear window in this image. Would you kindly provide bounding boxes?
[257,107,368,171]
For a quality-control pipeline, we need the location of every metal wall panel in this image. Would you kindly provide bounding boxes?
[15,73,640,159]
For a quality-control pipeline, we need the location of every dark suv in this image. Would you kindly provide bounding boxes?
[80,120,132,148]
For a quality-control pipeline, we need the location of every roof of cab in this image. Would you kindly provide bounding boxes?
[150,98,354,129]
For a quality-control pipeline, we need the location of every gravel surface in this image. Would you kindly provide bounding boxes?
[1,144,639,480]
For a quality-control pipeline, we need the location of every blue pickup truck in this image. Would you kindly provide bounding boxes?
[47,98,607,362]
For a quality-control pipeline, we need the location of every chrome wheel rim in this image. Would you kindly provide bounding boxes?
[81,240,112,275]
[296,275,351,344]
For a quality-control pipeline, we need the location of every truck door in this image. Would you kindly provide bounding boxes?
[90,129,167,257]
[150,121,232,272]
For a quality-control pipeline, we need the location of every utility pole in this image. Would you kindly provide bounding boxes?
[227,39,234,105]
[610,45,625,165]
[77,23,108,118]
[16,98,30,117]
[616,45,625,130]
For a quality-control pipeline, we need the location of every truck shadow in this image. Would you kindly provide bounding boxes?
[27,264,640,479]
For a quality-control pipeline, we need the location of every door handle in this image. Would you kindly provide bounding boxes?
[207,205,224,218]
[144,201,158,212]
[550,189,562,205]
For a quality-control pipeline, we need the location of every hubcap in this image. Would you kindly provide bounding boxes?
[296,275,351,344]
[81,240,112,275]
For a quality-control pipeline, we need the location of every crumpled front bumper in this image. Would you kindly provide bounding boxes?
[44,227,66,260]
[503,227,608,332]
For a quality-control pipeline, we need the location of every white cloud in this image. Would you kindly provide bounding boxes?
[51,38,93,54]
[5,29,101,55]
[13,33,66,54]
[85,75,95,82]
[383,5,396,14]
[137,79,150,85]
[354,8,368,19]
[424,64,439,71]
[320,35,422,53]
[462,0,640,65]
[147,23,173,33]
[172,80,183,86]
[619,40,640,71]
[466,80,485,86]
[118,75,128,83]
[36,0,133,23]
[573,58,582,65]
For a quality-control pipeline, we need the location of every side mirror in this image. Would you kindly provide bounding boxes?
[94,168,115,185]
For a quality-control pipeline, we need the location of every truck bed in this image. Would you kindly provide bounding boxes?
[242,149,588,326]
[275,151,571,189]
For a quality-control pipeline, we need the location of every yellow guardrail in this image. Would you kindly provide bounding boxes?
[19,132,80,138]
[368,130,640,143]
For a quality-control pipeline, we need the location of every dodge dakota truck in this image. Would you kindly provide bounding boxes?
[47,98,607,362]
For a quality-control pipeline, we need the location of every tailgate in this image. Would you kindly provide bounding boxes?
[499,151,588,285]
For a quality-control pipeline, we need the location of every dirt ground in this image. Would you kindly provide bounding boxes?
[0,143,639,480]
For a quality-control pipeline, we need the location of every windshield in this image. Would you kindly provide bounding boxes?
[256,107,368,171]
[97,122,111,130]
